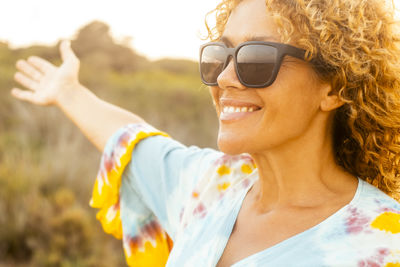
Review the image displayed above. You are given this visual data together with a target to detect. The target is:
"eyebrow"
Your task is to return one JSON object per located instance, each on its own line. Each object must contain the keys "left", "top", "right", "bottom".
{"left": 219, "top": 35, "right": 278, "bottom": 46}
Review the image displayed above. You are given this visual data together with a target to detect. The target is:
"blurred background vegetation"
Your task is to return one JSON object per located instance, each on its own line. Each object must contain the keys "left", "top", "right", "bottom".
{"left": 0, "top": 21, "right": 218, "bottom": 266}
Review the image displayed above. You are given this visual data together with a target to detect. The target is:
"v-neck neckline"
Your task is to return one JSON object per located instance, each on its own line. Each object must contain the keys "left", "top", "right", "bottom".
{"left": 215, "top": 175, "right": 363, "bottom": 267}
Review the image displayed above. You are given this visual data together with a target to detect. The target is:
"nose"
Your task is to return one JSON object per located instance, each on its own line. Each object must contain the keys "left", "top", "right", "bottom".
{"left": 217, "top": 57, "right": 246, "bottom": 90}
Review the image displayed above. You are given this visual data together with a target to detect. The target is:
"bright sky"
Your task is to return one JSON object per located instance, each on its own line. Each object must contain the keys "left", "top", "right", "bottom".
{"left": 1, "top": 0, "right": 399, "bottom": 61}
{"left": 0, "top": 0, "right": 218, "bottom": 61}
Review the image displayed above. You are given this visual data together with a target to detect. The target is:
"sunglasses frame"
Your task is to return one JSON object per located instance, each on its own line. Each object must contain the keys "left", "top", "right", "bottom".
{"left": 199, "top": 41, "right": 307, "bottom": 88}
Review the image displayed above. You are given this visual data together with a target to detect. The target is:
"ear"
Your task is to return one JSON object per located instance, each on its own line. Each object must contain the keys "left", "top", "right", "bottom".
{"left": 320, "top": 83, "right": 345, "bottom": 112}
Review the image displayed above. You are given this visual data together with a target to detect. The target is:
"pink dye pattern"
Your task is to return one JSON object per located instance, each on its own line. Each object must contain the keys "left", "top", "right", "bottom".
{"left": 377, "top": 206, "right": 399, "bottom": 213}
{"left": 117, "top": 131, "right": 131, "bottom": 147}
{"left": 179, "top": 208, "right": 184, "bottom": 222}
{"left": 114, "top": 198, "right": 120, "bottom": 210}
{"left": 193, "top": 202, "right": 207, "bottom": 218}
{"left": 99, "top": 131, "right": 130, "bottom": 183}
{"left": 373, "top": 198, "right": 398, "bottom": 213}
{"left": 218, "top": 192, "right": 227, "bottom": 201}
{"left": 345, "top": 206, "right": 371, "bottom": 234}
{"left": 103, "top": 154, "right": 114, "bottom": 173}
{"left": 358, "top": 248, "right": 390, "bottom": 267}
{"left": 124, "top": 220, "right": 163, "bottom": 250}
{"left": 214, "top": 154, "right": 254, "bottom": 166}
{"left": 241, "top": 178, "right": 251, "bottom": 188}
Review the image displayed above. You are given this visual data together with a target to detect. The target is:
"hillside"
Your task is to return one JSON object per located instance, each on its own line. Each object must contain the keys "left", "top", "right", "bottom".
{"left": 0, "top": 21, "right": 218, "bottom": 266}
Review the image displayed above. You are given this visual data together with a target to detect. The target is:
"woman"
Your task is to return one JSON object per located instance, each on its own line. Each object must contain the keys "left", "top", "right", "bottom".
{"left": 11, "top": 0, "right": 400, "bottom": 266}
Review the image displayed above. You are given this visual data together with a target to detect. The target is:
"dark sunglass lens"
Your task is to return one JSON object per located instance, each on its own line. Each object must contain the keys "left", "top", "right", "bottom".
{"left": 200, "top": 45, "right": 226, "bottom": 84}
{"left": 237, "top": 45, "right": 277, "bottom": 86}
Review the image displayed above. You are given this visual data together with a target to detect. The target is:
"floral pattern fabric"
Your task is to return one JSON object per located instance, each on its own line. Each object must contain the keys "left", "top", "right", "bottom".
{"left": 90, "top": 122, "right": 400, "bottom": 267}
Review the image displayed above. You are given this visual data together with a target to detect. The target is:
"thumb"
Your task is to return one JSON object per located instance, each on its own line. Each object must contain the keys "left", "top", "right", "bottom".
{"left": 60, "top": 40, "right": 78, "bottom": 64}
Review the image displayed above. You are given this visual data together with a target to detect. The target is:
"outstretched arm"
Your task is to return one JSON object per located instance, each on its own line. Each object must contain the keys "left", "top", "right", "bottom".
{"left": 11, "top": 40, "right": 146, "bottom": 152}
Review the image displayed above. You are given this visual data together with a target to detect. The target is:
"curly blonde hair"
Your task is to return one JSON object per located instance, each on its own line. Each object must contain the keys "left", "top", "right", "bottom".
{"left": 205, "top": 0, "right": 400, "bottom": 202}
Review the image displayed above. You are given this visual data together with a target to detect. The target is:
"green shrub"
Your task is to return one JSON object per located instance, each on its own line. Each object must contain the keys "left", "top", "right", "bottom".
{"left": 0, "top": 19, "right": 218, "bottom": 266}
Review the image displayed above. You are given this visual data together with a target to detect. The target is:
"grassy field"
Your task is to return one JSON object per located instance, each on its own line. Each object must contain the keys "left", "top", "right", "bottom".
{"left": 0, "top": 21, "right": 218, "bottom": 266}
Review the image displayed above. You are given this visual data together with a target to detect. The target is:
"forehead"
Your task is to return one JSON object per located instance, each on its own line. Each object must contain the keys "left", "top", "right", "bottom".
{"left": 221, "top": 0, "right": 281, "bottom": 46}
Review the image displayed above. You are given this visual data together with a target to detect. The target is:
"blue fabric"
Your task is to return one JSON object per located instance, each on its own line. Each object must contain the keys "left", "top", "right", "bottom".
{"left": 121, "top": 135, "right": 222, "bottom": 240}
{"left": 106, "top": 123, "right": 400, "bottom": 266}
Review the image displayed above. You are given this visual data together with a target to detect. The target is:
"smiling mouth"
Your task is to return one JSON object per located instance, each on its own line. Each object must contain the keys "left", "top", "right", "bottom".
{"left": 221, "top": 105, "right": 262, "bottom": 113}
{"left": 219, "top": 105, "right": 263, "bottom": 122}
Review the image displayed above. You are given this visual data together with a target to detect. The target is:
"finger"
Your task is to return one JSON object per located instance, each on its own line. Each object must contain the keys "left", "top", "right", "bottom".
{"left": 16, "top": 60, "right": 43, "bottom": 82}
{"left": 60, "top": 40, "right": 78, "bottom": 63}
{"left": 14, "top": 72, "right": 39, "bottom": 91}
{"left": 11, "top": 88, "right": 34, "bottom": 101}
{"left": 10, "top": 88, "right": 44, "bottom": 105}
{"left": 27, "top": 56, "right": 56, "bottom": 73}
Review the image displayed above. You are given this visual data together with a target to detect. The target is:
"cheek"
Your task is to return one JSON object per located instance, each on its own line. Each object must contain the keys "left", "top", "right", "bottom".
{"left": 271, "top": 98, "right": 315, "bottom": 129}
{"left": 258, "top": 83, "right": 320, "bottom": 139}
{"left": 215, "top": 93, "right": 320, "bottom": 154}
{"left": 269, "top": 65, "right": 321, "bottom": 112}
{"left": 212, "top": 63, "right": 323, "bottom": 154}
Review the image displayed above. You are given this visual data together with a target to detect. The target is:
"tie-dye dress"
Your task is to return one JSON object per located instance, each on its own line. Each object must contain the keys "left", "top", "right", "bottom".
{"left": 90, "top": 122, "right": 400, "bottom": 267}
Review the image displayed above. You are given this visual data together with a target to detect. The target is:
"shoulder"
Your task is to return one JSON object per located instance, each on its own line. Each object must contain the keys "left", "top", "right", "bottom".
{"left": 346, "top": 180, "right": 400, "bottom": 251}
{"left": 343, "top": 179, "right": 400, "bottom": 235}
{"left": 357, "top": 179, "right": 400, "bottom": 215}
{"left": 357, "top": 180, "right": 400, "bottom": 234}
{"left": 318, "top": 179, "right": 400, "bottom": 266}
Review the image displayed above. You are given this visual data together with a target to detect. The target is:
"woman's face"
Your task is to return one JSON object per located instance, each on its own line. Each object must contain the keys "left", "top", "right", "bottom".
{"left": 209, "top": 0, "right": 328, "bottom": 155}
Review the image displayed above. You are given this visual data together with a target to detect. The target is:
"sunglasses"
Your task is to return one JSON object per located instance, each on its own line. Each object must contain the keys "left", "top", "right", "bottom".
{"left": 199, "top": 41, "right": 307, "bottom": 88}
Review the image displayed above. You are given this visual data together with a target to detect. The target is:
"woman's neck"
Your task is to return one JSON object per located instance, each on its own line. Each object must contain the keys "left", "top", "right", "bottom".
{"left": 248, "top": 119, "right": 357, "bottom": 214}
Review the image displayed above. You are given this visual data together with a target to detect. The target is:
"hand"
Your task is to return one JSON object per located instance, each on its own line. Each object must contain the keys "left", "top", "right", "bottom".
{"left": 11, "top": 40, "right": 80, "bottom": 106}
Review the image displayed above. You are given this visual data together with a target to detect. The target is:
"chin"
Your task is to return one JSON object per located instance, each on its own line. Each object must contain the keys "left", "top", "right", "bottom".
{"left": 217, "top": 131, "right": 249, "bottom": 155}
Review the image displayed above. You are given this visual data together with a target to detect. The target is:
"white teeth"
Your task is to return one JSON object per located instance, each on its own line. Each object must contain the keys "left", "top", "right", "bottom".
{"left": 222, "top": 106, "right": 258, "bottom": 114}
